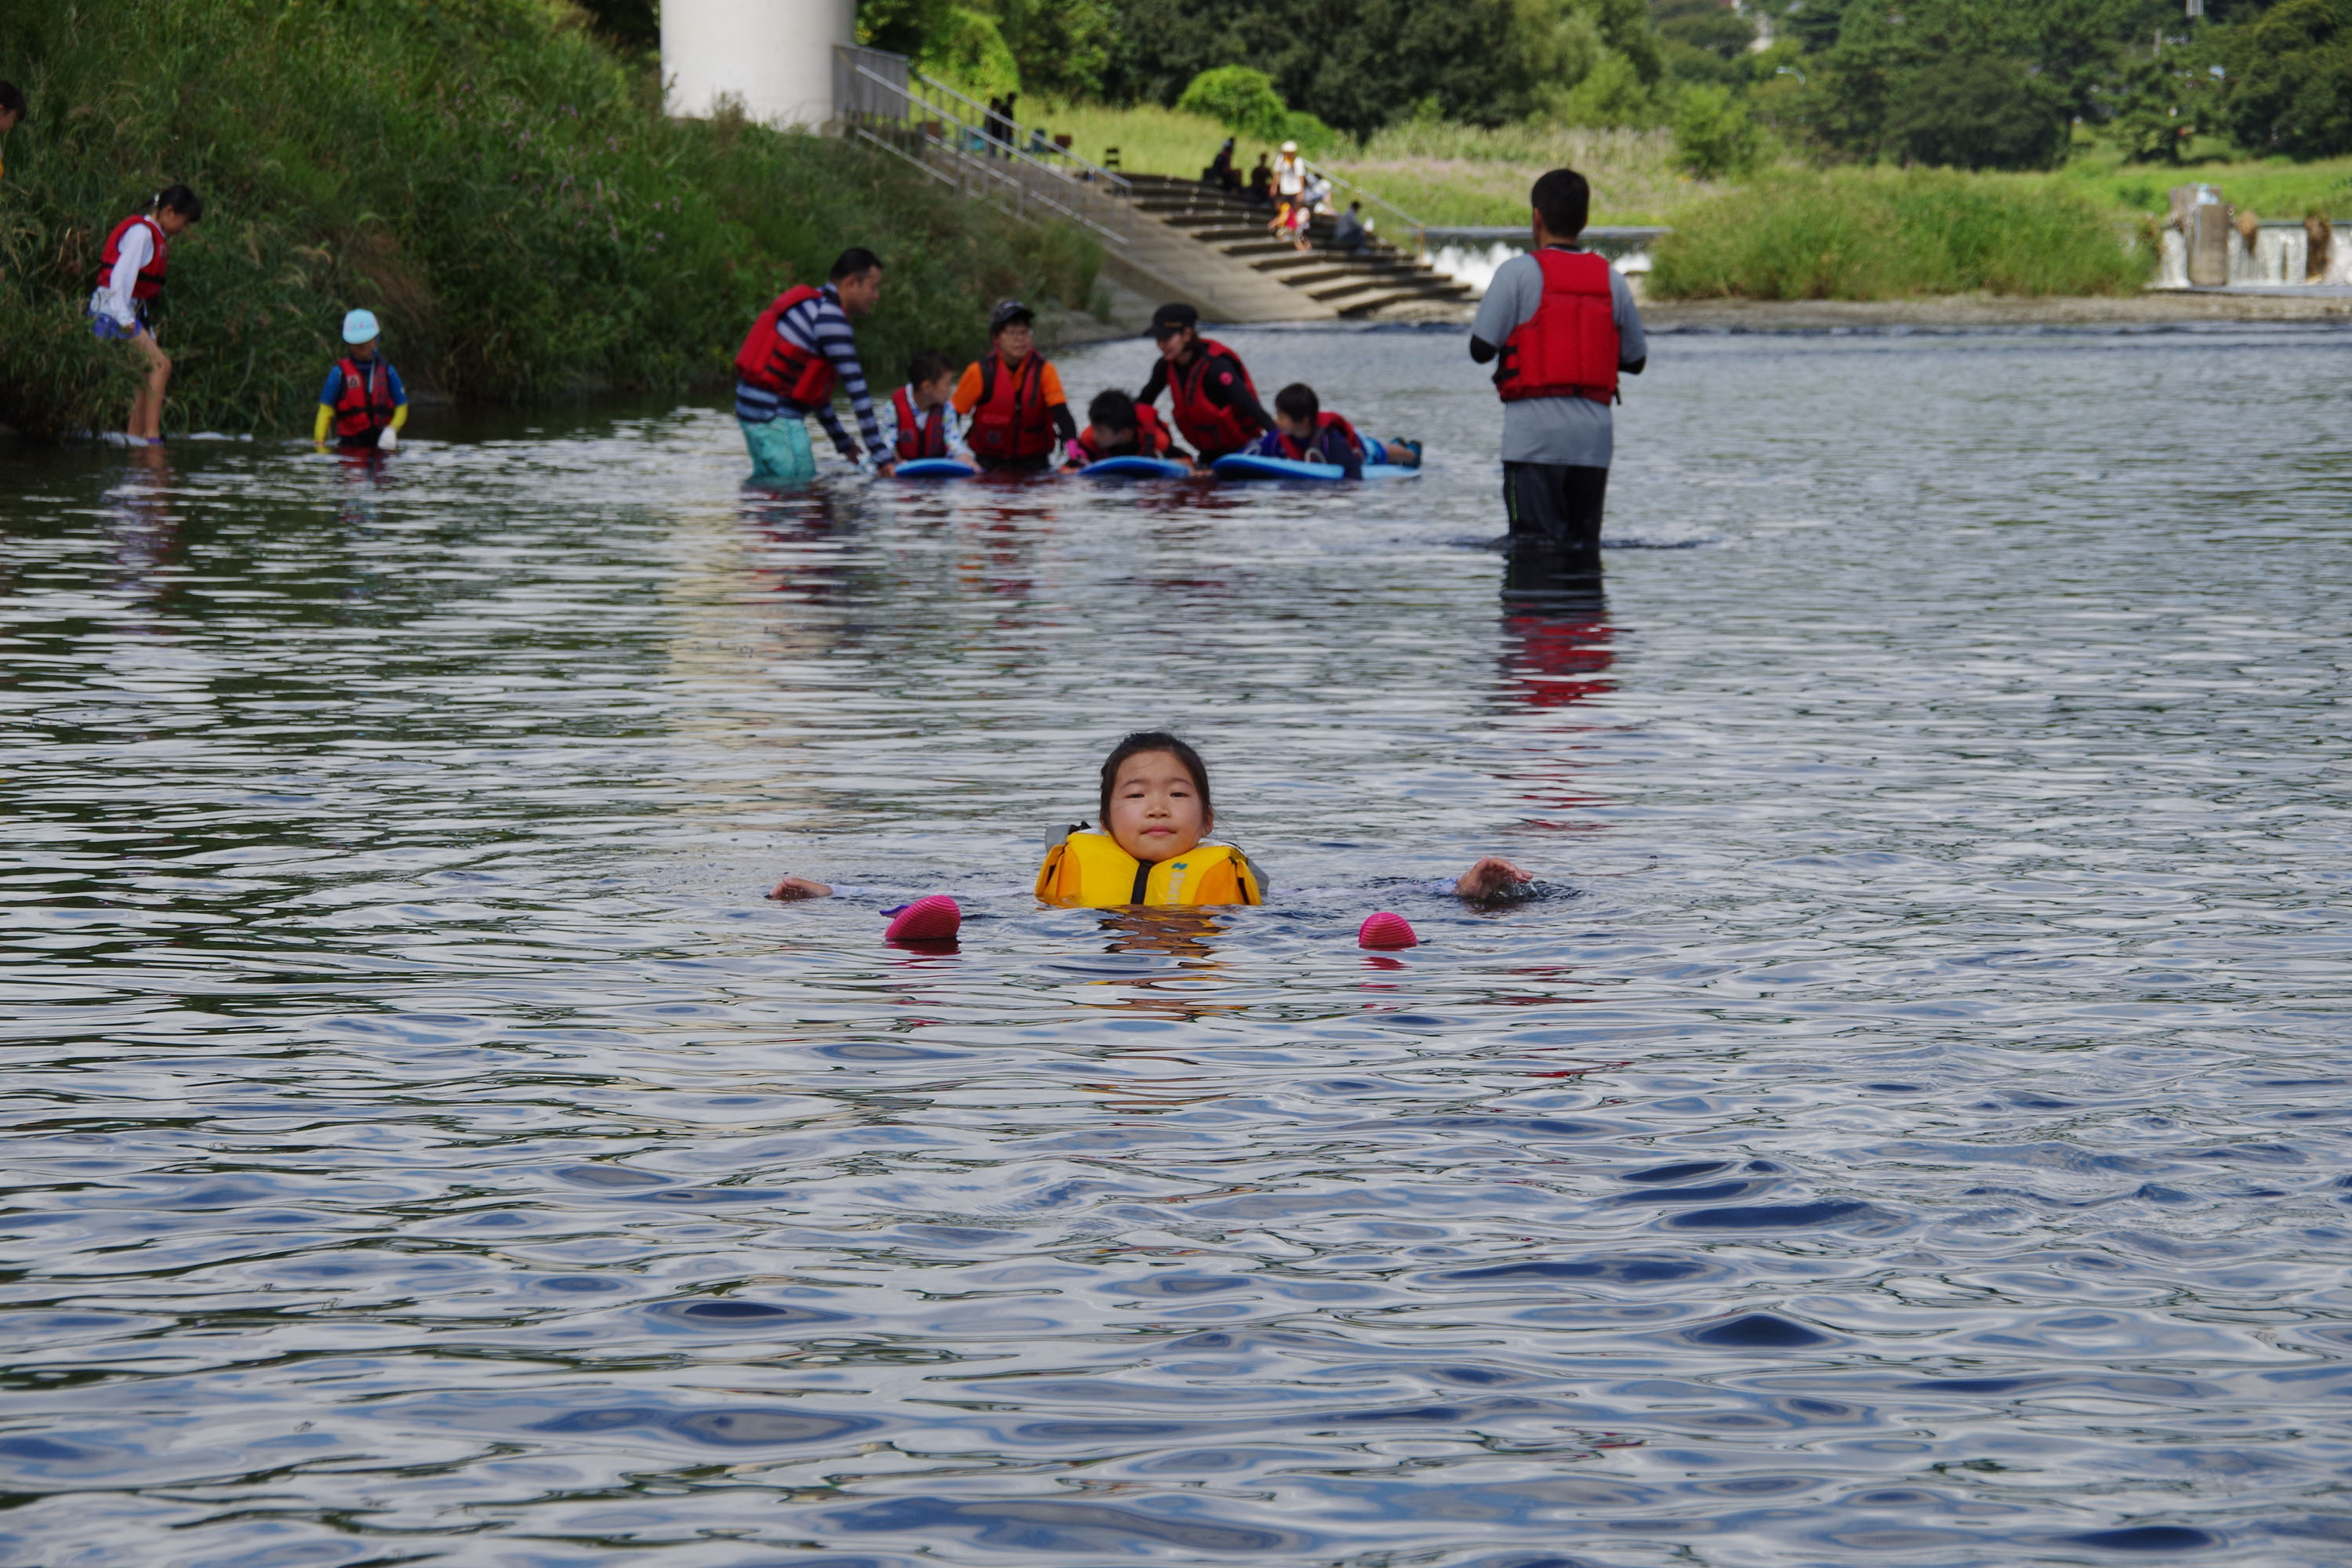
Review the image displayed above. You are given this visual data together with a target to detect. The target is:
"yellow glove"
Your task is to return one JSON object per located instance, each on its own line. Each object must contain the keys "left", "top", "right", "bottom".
{"left": 314, "top": 405, "right": 332, "bottom": 448}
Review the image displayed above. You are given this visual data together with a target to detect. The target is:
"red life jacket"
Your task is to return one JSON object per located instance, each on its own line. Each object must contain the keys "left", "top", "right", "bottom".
{"left": 1276, "top": 410, "right": 1361, "bottom": 463}
{"left": 331, "top": 357, "right": 397, "bottom": 443}
{"left": 1077, "top": 402, "right": 1172, "bottom": 459}
{"left": 733, "top": 285, "right": 837, "bottom": 406}
{"left": 966, "top": 351, "right": 1057, "bottom": 463}
{"left": 1496, "top": 249, "right": 1620, "bottom": 405}
{"left": 891, "top": 385, "right": 951, "bottom": 460}
{"left": 1167, "top": 339, "right": 1264, "bottom": 457}
{"left": 95, "top": 214, "right": 170, "bottom": 303}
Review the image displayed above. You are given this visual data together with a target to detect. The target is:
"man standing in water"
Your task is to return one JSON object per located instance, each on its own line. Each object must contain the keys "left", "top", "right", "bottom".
{"left": 733, "top": 248, "right": 891, "bottom": 483}
{"left": 1470, "top": 169, "right": 1646, "bottom": 588}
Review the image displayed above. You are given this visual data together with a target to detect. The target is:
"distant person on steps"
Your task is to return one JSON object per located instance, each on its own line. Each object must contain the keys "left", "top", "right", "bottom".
{"left": 1469, "top": 168, "right": 1646, "bottom": 588}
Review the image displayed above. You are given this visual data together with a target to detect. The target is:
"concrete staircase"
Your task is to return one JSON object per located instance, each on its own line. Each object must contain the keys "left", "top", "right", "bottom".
{"left": 1122, "top": 174, "right": 1475, "bottom": 319}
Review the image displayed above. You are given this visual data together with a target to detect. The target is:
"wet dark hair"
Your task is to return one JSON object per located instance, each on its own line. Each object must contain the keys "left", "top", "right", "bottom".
{"left": 0, "top": 81, "right": 25, "bottom": 119}
{"left": 906, "top": 348, "right": 953, "bottom": 385}
{"left": 153, "top": 183, "right": 203, "bottom": 221}
{"left": 1087, "top": 387, "right": 1138, "bottom": 432}
{"left": 1098, "top": 730, "right": 1211, "bottom": 829}
{"left": 829, "top": 246, "right": 882, "bottom": 281}
{"left": 1531, "top": 168, "right": 1588, "bottom": 240}
{"left": 1274, "top": 382, "right": 1319, "bottom": 422}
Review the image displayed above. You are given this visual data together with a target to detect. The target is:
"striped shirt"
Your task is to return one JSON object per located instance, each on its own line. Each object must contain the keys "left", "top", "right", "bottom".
{"left": 734, "top": 283, "right": 882, "bottom": 460}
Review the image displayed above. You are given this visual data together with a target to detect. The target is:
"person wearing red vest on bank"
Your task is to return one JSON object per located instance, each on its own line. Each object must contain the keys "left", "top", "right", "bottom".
{"left": 734, "top": 248, "right": 890, "bottom": 483}
{"left": 950, "top": 300, "right": 1080, "bottom": 473}
{"left": 1468, "top": 169, "right": 1646, "bottom": 584}
{"left": 1069, "top": 388, "right": 1187, "bottom": 466}
{"left": 1136, "top": 302, "right": 1273, "bottom": 466}
{"left": 87, "top": 185, "right": 203, "bottom": 445}
{"left": 312, "top": 309, "right": 408, "bottom": 453}
{"left": 887, "top": 349, "right": 964, "bottom": 464}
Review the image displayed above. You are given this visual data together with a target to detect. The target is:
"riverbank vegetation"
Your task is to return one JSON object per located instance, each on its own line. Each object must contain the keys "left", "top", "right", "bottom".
{"left": 0, "top": 0, "right": 1098, "bottom": 440}
{"left": 819, "top": 0, "right": 2352, "bottom": 301}
{"left": 1650, "top": 169, "right": 2151, "bottom": 301}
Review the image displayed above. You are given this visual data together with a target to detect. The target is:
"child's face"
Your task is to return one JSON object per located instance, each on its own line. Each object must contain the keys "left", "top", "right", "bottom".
{"left": 1275, "top": 410, "right": 1312, "bottom": 439}
{"left": 351, "top": 337, "right": 379, "bottom": 358}
{"left": 1090, "top": 420, "right": 1134, "bottom": 452}
{"left": 1105, "top": 751, "right": 1207, "bottom": 863}
{"left": 913, "top": 372, "right": 955, "bottom": 408}
{"left": 994, "top": 322, "right": 1034, "bottom": 362}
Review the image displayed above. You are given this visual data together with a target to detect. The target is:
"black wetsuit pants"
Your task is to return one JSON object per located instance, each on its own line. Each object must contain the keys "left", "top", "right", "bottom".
{"left": 1503, "top": 463, "right": 1606, "bottom": 586}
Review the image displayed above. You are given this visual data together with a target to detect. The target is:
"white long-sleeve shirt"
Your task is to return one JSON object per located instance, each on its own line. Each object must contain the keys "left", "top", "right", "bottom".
{"left": 93, "top": 222, "right": 154, "bottom": 328}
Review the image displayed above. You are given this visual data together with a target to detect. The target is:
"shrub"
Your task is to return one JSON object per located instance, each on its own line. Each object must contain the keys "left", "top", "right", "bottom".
{"left": 1671, "top": 83, "right": 1763, "bottom": 179}
{"left": 0, "top": 0, "right": 1098, "bottom": 437}
{"left": 1176, "top": 66, "right": 1291, "bottom": 143}
{"left": 1649, "top": 167, "right": 2151, "bottom": 300}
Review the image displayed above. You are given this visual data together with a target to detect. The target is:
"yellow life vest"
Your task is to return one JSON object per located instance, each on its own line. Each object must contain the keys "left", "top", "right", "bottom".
{"left": 1034, "top": 826, "right": 1265, "bottom": 909}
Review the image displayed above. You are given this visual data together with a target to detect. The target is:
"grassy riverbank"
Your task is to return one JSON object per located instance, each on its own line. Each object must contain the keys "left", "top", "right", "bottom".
{"left": 1027, "top": 97, "right": 1695, "bottom": 225}
{"left": 1649, "top": 169, "right": 2151, "bottom": 301}
{"left": 0, "top": 0, "right": 1098, "bottom": 440}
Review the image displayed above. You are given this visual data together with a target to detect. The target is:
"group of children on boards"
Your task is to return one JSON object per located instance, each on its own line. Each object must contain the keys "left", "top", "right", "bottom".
{"left": 729, "top": 249, "right": 1422, "bottom": 483}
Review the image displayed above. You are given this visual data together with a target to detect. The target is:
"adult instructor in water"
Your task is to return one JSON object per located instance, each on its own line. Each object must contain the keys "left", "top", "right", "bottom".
{"left": 1136, "top": 303, "right": 1273, "bottom": 466}
{"left": 1469, "top": 169, "right": 1646, "bottom": 586}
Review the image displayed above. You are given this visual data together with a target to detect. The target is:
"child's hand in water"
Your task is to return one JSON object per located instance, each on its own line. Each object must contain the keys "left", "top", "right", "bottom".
{"left": 1456, "top": 858, "right": 1534, "bottom": 900}
{"left": 767, "top": 875, "right": 834, "bottom": 900}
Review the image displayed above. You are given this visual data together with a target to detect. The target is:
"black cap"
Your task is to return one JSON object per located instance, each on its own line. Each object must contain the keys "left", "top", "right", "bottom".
{"left": 989, "top": 298, "right": 1035, "bottom": 332}
{"left": 1147, "top": 302, "right": 1199, "bottom": 337}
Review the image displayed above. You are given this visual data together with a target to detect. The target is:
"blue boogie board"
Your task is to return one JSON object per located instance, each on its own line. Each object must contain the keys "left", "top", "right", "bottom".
{"left": 1079, "top": 456, "right": 1191, "bottom": 480}
{"left": 895, "top": 458, "right": 978, "bottom": 479}
{"left": 1212, "top": 453, "right": 1345, "bottom": 482}
{"left": 1212, "top": 453, "right": 1425, "bottom": 482}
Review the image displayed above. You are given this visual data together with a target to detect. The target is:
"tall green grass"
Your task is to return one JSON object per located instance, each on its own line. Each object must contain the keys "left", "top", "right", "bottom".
{"left": 1648, "top": 168, "right": 2151, "bottom": 300}
{"left": 0, "top": 0, "right": 1099, "bottom": 438}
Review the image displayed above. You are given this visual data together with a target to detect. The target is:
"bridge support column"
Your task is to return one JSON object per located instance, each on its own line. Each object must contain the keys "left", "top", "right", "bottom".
{"left": 662, "top": 0, "right": 854, "bottom": 127}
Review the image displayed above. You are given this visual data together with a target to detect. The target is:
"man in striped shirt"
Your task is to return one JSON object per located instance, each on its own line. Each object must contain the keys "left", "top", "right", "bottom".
{"left": 735, "top": 248, "right": 891, "bottom": 482}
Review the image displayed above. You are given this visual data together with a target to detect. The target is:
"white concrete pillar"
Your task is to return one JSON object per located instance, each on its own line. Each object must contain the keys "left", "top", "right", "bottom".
{"left": 662, "top": 0, "right": 855, "bottom": 128}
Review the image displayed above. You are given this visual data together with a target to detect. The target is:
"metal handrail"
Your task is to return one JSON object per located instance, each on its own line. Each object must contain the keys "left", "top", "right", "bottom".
{"left": 832, "top": 46, "right": 1132, "bottom": 245}
{"left": 902, "top": 68, "right": 1133, "bottom": 198}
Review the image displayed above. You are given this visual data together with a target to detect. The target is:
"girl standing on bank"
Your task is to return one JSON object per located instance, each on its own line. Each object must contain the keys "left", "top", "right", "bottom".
{"left": 88, "top": 184, "right": 202, "bottom": 445}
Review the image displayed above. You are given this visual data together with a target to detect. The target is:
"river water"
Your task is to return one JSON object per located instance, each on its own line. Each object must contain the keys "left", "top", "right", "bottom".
{"left": 5, "top": 323, "right": 2352, "bottom": 1567}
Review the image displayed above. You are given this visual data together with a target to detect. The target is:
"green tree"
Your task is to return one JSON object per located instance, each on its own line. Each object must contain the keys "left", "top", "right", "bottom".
{"left": 2216, "top": 0, "right": 2352, "bottom": 156}
{"left": 1672, "top": 81, "right": 1766, "bottom": 175}
{"left": 1100, "top": 0, "right": 1664, "bottom": 134}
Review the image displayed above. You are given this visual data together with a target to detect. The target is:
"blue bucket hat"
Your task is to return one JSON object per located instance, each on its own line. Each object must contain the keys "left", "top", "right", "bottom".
{"left": 341, "top": 308, "right": 381, "bottom": 345}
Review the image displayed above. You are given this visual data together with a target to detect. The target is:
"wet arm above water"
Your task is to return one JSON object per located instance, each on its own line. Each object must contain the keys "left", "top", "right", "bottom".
{"left": 1136, "top": 358, "right": 1170, "bottom": 408}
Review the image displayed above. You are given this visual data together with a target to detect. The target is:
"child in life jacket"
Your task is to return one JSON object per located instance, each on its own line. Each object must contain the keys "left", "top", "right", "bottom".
{"left": 1068, "top": 388, "right": 1190, "bottom": 468}
{"left": 312, "top": 309, "right": 408, "bottom": 452}
{"left": 1244, "top": 383, "right": 1424, "bottom": 478}
{"left": 951, "top": 299, "right": 1080, "bottom": 472}
{"left": 766, "top": 731, "right": 1533, "bottom": 908}
{"left": 88, "top": 183, "right": 203, "bottom": 445}
{"left": 887, "top": 349, "right": 962, "bottom": 463}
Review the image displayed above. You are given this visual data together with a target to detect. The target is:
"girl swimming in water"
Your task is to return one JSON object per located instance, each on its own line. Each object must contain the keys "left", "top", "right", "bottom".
{"left": 767, "top": 730, "right": 1534, "bottom": 906}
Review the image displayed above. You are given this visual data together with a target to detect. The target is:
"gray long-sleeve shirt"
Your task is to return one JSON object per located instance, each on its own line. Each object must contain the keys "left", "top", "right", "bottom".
{"left": 1468, "top": 246, "right": 1646, "bottom": 469}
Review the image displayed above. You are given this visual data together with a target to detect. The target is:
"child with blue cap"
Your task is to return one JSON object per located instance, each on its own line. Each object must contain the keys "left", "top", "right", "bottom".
{"left": 314, "top": 308, "right": 408, "bottom": 452}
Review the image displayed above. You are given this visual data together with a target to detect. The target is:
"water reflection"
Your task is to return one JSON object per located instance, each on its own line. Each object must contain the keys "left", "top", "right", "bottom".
{"left": 5, "top": 327, "right": 2352, "bottom": 1567}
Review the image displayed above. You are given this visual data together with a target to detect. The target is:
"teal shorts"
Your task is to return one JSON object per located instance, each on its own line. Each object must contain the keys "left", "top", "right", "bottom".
{"left": 740, "top": 414, "right": 815, "bottom": 482}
